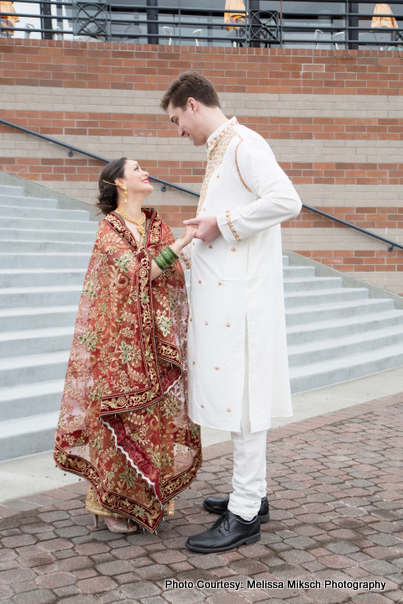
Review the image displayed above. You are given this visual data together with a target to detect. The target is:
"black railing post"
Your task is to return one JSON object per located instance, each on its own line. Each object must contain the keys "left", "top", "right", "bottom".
{"left": 40, "top": 0, "right": 53, "bottom": 40}
{"left": 249, "top": 0, "right": 260, "bottom": 48}
{"left": 348, "top": 1, "right": 359, "bottom": 49}
{"left": 147, "top": 0, "right": 159, "bottom": 45}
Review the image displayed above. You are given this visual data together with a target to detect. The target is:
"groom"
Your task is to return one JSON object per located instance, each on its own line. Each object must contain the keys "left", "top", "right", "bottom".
{"left": 161, "top": 72, "right": 302, "bottom": 553}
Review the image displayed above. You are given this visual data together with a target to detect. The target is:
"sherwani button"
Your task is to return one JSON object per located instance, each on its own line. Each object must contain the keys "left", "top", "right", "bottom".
{"left": 231, "top": 247, "right": 237, "bottom": 252}
{"left": 198, "top": 280, "right": 202, "bottom": 284}
{"left": 218, "top": 282, "right": 222, "bottom": 286}
{"left": 226, "top": 408, "right": 231, "bottom": 412}
{"left": 205, "top": 321, "right": 209, "bottom": 325}
{"left": 208, "top": 244, "right": 213, "bottom": 249}
{"left": 226, "top": 323, "right": 231, "bottom": 327}
{"left": 201, "top": 404, "right": 205, "bottom": 408}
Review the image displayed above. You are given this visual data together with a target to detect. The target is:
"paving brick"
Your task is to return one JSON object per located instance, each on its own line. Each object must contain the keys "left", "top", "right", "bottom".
{"left": 0, "top": 585, "right": 14, "bottom": 600}
{"left": 2, "top": 535, "right": 37, "bottom": 548}
{"left": 35, "top": 571, "right": 76, "bottom": 590}
{"left": 75, "top": 576, "right": 118, "bottom": 594}
{"left": 135, "top": 564, "right": 175, "bottom": 581}
{"left": 149, "top": 550, "right": 187, "bottom": 565}
{"left": 120, "top": 582, "right": 161, "bottom": 599}
{"left": 11, "top": 590, "right": 56, "bottom": 604}
{"left": 162, "top": 588, "right": 205, "bottom": 604}
{"left": 0, "top": 568, "right": 37, "bottom": 585}
{"left": 360, "top": 560, "right": 400, "bottom": 575}
{"left": 53, "top": 586, "right": 80, "bottom": 598}
{"left": 38, "top": 539, "right": 73, "bottom": 553}
{"left": 350, "top": 595, "right": 394, "bottom": 604}
{"left": 326, "top": 542, "right": 360, "bottom": 555}
{"left": 56, "top": 597, "right": 99, "bottom": 604}
{"left": 188, "top": 555, "right": 227, "bottom": 570}
{"left": 75, "top": 542, "right": 110, "bottom": 556}
{"left": 95, "top": 560, "right": 134, "bottom": 576}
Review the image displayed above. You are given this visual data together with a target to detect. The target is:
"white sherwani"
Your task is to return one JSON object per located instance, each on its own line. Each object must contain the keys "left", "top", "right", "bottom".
{"left": 186, "top": 117, "right": 302, "bottom": 433}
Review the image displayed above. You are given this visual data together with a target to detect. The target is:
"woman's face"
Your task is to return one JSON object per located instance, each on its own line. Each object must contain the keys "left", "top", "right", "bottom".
{"left": 122, "top": 159, "right": 154, "bottom": 196}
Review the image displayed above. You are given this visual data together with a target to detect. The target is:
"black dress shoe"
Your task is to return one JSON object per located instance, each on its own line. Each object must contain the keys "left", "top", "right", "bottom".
{"left": 186, "top": 510, "right": 261, "bottom": 553}
{"left": 203, "top": 495, "right": 270, "bottom": 523}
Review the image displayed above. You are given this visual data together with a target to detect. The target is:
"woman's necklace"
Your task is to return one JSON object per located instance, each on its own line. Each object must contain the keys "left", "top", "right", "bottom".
{"left": 116, "top": 208, "right": 146, "bottom": 237}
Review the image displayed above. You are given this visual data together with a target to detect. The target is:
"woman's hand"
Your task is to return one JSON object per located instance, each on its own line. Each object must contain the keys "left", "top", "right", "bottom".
{"left": 171, "top": 225, "right": 198, "bottom": 255}
{"left": 150, "top": 225, "right": 197, "bottom": 281}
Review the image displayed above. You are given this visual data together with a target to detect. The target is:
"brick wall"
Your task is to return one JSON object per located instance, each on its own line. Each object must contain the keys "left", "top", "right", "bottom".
{"left": 0, "top": 38, "right": 402, "bottom": 294}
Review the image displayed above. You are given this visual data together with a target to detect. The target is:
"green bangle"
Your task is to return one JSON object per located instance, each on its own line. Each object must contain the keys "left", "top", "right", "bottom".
{"left": 154, "top": 246, "right": 179, "bottom": 271}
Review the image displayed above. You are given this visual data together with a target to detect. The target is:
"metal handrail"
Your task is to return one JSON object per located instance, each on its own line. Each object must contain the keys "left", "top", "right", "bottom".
{"left": 0, "top": 118, "right": 401, "bottom": 252}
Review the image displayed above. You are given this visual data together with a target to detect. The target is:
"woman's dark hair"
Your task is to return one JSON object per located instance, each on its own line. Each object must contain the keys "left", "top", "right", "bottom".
{"left": 97, "top": 157, "right": 128, "bottom": 214}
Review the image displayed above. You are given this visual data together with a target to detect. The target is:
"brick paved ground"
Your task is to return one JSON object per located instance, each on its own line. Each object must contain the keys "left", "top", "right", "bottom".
{"left": 1, "top": 393, "right": 402, "bottom": 604}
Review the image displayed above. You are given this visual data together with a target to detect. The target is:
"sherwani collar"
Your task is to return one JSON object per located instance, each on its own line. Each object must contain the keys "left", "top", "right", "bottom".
{"left": 206, "top": 116, "right": 238, "bottom": 156}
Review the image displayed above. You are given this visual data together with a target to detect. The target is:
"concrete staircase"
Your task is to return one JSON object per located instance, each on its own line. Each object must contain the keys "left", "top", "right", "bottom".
{"left": 0, "top": 184, "right": 98, "bottom": 461}
{"left": 0, "top": 183, "right": 402, "bottom": 461}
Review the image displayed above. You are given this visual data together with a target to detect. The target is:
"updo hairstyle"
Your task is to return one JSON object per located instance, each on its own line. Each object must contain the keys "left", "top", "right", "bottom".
{"left": 97, "top": 157, "right": 128, "bottom": 215}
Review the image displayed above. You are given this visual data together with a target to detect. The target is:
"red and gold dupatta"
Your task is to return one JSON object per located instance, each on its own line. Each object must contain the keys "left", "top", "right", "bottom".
{"left": 54, "top": 208, "right": 202, "bottom": 533}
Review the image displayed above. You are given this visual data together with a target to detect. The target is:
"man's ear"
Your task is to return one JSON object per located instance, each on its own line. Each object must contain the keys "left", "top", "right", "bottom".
{"left": 187, "top": 97, "right": 198, "bottom": 113}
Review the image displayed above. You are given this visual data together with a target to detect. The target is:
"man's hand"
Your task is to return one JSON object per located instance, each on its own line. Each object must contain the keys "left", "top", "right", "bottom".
{"left": 183, "top": 215, "right": 220, "bottom": 243}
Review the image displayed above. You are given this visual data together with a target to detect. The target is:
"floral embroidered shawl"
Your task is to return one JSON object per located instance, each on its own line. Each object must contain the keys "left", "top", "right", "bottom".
{"left": 54, "top": 209, "right": 202, "bottom": 533}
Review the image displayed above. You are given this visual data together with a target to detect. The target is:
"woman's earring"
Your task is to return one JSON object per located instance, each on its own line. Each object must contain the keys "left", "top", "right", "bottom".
{"left": 122, "top": 185, "right": 128, "bottom": 203}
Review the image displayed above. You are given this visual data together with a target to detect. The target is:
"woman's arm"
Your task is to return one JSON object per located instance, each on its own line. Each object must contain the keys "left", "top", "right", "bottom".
{"left": 150, "top": 225, "right": 198, "bottom": 281}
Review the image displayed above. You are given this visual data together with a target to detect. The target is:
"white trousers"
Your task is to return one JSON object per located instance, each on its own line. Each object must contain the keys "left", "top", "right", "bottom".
{"left": 228, "top": 324, "right": 267, "bottom": 521}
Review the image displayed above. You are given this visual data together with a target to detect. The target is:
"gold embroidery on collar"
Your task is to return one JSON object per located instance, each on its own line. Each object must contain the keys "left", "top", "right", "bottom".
{"left": 197, "top": 124, "right": 238, "bottom": 216}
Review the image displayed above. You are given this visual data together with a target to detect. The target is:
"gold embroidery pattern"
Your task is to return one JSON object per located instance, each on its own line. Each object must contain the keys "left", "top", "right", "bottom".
{"left": 225, "top": 210, "right": 241, "bottom": 242}
{"left": 235, "top": 139, "right": 253, "bottom": 193}
{"left": 197, "top": 120, "right": 239, "bottom": 216}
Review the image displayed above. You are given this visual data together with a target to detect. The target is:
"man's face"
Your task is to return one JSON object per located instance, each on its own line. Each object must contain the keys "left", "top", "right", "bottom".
{"left": 168, "top": 100, "right": 207, "bottom": 147}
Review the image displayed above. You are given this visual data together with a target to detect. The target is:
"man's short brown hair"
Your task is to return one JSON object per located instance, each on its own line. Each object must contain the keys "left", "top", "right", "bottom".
{"left": 160, "top": 71, "right": 221, "bottom": 112}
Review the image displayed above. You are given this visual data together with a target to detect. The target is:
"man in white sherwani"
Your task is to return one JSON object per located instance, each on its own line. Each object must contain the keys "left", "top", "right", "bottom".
{"left": 161, "top": 73, "right": 302, "bottom": 553}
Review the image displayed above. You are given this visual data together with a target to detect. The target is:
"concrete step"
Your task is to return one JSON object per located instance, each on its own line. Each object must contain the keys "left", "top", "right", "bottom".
{"left": 284, "top": 276, "right": 342, "bottom": 293}
{"left": 3, "top": 217, "right": 99, "bottom": 232}
{"left": 284, "top": 287, "right": 369, "bottom": 309}
{"left": 0, "top": 239, "right": 94, "bottom": 254}
{"left": 288, "top": 323, "right": 403, "bottom": 367}
{"left": 0, "top": 326, "right": 74, "bottom": 358}
{"left": 285, "top": 297, "right": 395, "bottom": 327}
{"left": 287, "top": 308, "right": 403, "bottom": 344}
{"left": 0, "top": 351, "right": 69, "bottom": 387}
{"left": 0, "top": 185, "right": 26, "bottom": 197}
{"left": 0, "top": 306, "right": 78, "bottom": 331}
{"left": 0, "top": 253, "right": 91, "bottom": 269}
{"left": 0, "top": 286, "right": 82, "bottom": 309}
{"left": 0, "top": 195, "right": 58, "bottom": 208}
{"left": 290, "top": 342, "right": 403, "bottom": 394}
{"left": 0, "top": 269, "right": 87, "bottom": 288}
{"left": 283, "top": 265, "right": 315, "bottom": 279}
{"left": 0, "top": 412, "right": 59, "bottom": 461}
{"left": 2, "top": 204, "right": 90, "bottom": 220}
{"left": 0, "top": 228, "right": 97, "bottom": 243}
{"left": 0, "top": 380, "right": 64, "bottom": 420}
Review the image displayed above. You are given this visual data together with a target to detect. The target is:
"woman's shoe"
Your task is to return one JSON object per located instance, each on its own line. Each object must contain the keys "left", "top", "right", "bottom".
{"left": 93, "top": 515, "right": 138, "bottom": 533}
